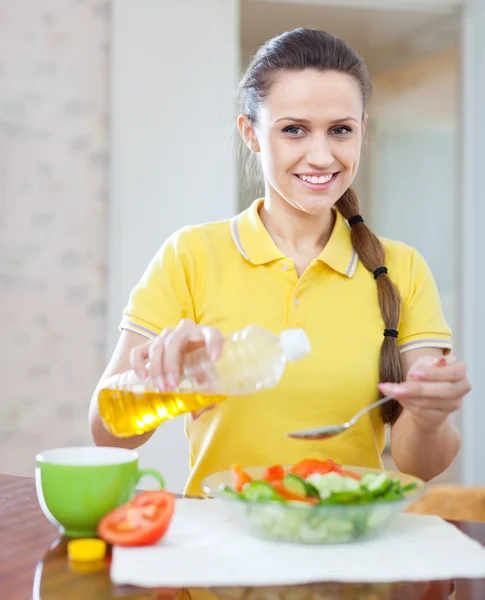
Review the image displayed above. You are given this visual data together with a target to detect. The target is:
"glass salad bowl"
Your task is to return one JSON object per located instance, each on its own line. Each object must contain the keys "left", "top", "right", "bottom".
{"left": 201, "top": 463, "right": 426, "bottom": 545}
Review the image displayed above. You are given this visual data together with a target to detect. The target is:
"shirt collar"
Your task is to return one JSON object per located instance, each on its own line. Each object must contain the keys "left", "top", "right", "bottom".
{"left": 231, "top": 198, "right": 358, "bottom": 278}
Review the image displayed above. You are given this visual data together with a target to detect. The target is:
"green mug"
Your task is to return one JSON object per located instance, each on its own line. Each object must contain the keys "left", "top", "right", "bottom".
{"left": 35, "top": 446, "right": 164, "bottom": 538}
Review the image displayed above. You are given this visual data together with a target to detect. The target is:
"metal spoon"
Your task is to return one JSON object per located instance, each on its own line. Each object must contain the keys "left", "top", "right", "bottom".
{"left": 286, "top": 396, "right": 394, "bottom": 441}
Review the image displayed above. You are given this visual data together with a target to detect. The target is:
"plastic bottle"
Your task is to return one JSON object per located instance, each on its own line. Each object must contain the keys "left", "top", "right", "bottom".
{"left": 98, "top": 325, "right": 311, "bottom": 437}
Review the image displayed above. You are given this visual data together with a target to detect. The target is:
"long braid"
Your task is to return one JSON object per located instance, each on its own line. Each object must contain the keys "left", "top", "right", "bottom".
{"left": 336, "top": 188, "right": 404, "bottom": 424}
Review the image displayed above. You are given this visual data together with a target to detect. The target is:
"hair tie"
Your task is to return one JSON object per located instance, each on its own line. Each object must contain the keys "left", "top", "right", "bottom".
{"left": 383, "top": 329, "right": 398, "bottom": 339}
{"left": 373, "top": 266, "right": 388, "bottom": 279}
{"left": 348, "top": 215, "right": 364, "bottom": 227}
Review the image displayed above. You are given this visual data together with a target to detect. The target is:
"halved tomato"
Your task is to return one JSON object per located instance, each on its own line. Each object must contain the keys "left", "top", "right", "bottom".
{"left": 262, "top": 464, "right": 285, "bottom": 483}
{"left": 231, "top": 464, "right": 252, "bottom": 492}
{"left": 97, "top": 490, "right": 175, "bottom": 547}
{"left": 131, "top": 490, "right": 173, "bottom": 509}
{"left": 290, "top": 458, "right": 338, "bottom": 479}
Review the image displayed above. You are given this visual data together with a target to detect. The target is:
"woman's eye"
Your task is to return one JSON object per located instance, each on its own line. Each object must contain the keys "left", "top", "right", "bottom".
{"left": 283, "top": 125, "right": 304, "bottom": 136}
{"left": 332, "top": 125, "right": 353, "bottom": 135}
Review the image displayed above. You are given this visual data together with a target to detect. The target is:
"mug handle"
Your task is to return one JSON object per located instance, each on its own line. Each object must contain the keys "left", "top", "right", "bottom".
{"left": 136, "top": 468, "right": 165, "bottom": 489}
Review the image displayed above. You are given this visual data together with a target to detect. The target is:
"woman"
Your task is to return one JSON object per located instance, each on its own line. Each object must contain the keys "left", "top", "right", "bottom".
{"left": 89, "top": 28, "right": 470, "bottom": 496}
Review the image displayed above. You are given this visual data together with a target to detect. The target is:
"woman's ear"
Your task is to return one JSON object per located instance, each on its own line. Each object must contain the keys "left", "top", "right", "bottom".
{"left": 237, "top": 114, "right": 260, "bottom": 153}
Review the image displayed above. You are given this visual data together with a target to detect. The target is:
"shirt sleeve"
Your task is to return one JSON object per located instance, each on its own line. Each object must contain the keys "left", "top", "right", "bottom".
{"left": 119, "top": 229, "right": 195, "bottom": 339}
{"left": 398, "top": 248, "right": 452, "bottom": 354}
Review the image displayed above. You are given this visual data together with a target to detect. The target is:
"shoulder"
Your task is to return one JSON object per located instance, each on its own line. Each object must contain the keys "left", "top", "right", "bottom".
{"left": 166, "top": 217, "right": 234, "bottom": 250}
{"left": 380, "top": 236, "right": 419, "bottom": 268}
{"left": 379, "top": 237, "right": 435, "bottom": 305}
{"left": 134, "top": 216, "right": 236, "bottom": 299}
{"left": 156, "top": 216, "right": 235, "bottom": 264}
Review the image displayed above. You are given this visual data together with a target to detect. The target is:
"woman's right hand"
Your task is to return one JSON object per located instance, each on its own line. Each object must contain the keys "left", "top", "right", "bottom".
{"left": 130, "top": 319, "right": 224, "bottom": 392}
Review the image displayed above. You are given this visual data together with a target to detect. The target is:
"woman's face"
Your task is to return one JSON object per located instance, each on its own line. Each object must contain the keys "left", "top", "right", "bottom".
{"left": 240, "top": 69, "right": 366, "bottom": 216}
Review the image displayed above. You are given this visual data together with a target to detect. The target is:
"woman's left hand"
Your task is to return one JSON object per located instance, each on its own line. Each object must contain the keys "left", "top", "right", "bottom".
{"left": 378, "top": 356, "right": 471, "bottom": 429}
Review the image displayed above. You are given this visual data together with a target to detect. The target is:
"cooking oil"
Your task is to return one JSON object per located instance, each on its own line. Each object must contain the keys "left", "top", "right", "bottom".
{"left": 98, "top": 326, "right": 311, "bottom": 438}
{"left": 98, "top": 388, "right": 227, "bottom": 437}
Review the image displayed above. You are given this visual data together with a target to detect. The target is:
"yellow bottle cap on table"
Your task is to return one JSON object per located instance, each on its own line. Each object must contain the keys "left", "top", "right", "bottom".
{"left": 67, "top": 538, "right": 107, "bottom": 563}
{"left": 69, "top": 559, "right": 106, "bottom": 574}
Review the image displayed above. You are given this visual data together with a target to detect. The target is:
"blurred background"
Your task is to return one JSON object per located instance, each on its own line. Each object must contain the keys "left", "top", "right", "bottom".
{"left": 1, "top": 0, "right": 484, "bottom": 493}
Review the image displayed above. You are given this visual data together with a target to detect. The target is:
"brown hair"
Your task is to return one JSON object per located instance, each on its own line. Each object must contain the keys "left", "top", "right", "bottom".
{"left": 239, "top": 28, "right": 404, "bottom": 424}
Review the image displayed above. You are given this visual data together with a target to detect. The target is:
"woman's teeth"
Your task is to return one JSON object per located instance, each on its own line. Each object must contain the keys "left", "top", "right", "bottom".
{"left": 298, "top": 174, "right": 334, "bottom": 184}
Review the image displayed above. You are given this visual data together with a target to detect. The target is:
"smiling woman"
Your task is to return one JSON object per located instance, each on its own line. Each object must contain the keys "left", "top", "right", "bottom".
{"left": 239, "top": 68, "right": 366, "bottom": 216}
{"left": 90, "top": 28, "right": 469, "bottom": 496}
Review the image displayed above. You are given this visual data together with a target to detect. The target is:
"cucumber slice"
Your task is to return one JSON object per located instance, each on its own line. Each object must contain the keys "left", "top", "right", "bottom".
{"left": 308, "top": 472, "right": 361, "bottom": 496}
{"left": 307, "top": 472, "right": 343, "bottom": 490}
{"left": 283, "top": 474, "right": 319, "bottom": 498}
{"left": 242, "top": 481, "right": 283, "bottom": 502}
{"left": 402, "top": 482, "right": 418, "bottom": 493}
{"left": 381, "top": 490, "right": 404, "bottom": 501}
{"left": 218, "top": 483, "right": 243, "bottom": 500}
{"left": 362, "top": 472, "right": 393, "bottom": 496}
{"left": 360, "top": 473, "right": 378, "bottom": 487}
{"left": 319, "top": 491, "right": 361, "bottom": 505}
{"left": 283, "top": 474, "right": 307, "bottom": 497}
{"left": 303, "top": 481, "right": 320, "bottom": 498}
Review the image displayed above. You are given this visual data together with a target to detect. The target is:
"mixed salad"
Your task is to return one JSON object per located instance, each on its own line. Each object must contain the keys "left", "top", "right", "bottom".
{"left": 216, "top": 459, "right": 420, "bottom": 543}
{"left": 94, "top": 459, "right": 419, "bottom": 548}
{"left": 220, "top": 459, "right": 417, "bottom": 505}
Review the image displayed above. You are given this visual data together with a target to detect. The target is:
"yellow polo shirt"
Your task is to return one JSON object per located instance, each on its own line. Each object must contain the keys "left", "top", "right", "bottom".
{"left": 120, "top": 199, "right": 452, "bottom": 496}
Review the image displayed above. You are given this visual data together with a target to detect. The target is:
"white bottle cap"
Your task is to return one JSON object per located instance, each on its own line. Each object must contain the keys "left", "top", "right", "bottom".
{"left": 279, "top": 329, "right": 311, "bottom": 363}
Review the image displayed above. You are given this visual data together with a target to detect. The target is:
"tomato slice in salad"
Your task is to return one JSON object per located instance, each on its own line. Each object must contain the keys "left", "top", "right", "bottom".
{"left": 271, "top": 480, "right": 318, "bottom": 504}
{"left": 262, "top": 464, "right": 285, "bottom": 483}
{"left": 231, "top": 464, "right": 252, "bottom": 492}
{"left": 334, "top": 467, "right": 361, "bottom": 481}
{"left": 97, "top": 490, "right": 175, "bottom": 547}
{"left": 290, "top": 458, "right": 338, "bottom": 479}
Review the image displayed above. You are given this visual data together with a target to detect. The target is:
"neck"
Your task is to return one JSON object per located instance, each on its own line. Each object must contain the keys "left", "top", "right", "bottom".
{"left": 259, "top": 192, "right": 335, "bottom": 255}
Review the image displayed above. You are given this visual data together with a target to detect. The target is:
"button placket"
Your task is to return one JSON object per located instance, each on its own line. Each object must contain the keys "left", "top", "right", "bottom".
{"left": 290, "top": 270, "right": 311, "bottom": 327}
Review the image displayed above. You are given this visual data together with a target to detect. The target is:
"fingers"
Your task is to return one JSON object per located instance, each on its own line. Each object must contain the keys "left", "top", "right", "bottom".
{"left": 160, "top": 323, "right": 223, "bottom": 388}
{"left": 130, "top": 341, "right": 151, "bottom": 379}
{"left": 410, "top": 354, "right": 454, "bottom": 369}
{"left": 147, "top": 328, "right": 174, "bottom": 387}
{"left": 380, "top": 377, "right": 471, "bottom": 400}
{"left": 380, "top": 354, "right": 471, "bottom": 402}
{"left": 408, "top": 357, "right": 466, "bottom": 383}
{"left": 161, "top": 320, "right": 205, "bottom": 388}
{"left": 131, "top": 320, "right": 224, "bottom": 391}
{"left": 200, "top": 326, "right": 224, "bottom": 361}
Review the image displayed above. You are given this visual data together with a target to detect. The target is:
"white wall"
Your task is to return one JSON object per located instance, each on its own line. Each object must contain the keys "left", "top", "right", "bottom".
{"left": 367, "top": 48, "right": 460, "bottom": 470}
{"left": 109, "top": 0, "right": 240, "bottom": 492}
{"left": 460, "top": 0, "right": 485, "bottom": 485}
{"left": 0, "top": 0, "right": 108, "bottom": 476}
{"left": 368, "top": 48, "right": 459, "bottom": 338}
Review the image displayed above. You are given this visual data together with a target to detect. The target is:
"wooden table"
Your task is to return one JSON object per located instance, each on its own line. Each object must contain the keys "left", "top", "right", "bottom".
{"left": 1, "top": 474, "right": 485, "bottom": 600}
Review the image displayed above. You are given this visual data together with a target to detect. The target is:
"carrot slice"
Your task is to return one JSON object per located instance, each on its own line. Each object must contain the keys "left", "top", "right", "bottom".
{"left": 231, "top": 464, "right": 252, "bottom": 492}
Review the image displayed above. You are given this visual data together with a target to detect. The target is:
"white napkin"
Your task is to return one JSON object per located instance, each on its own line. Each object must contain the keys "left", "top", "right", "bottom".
{"left": 111, "top": 499, "right": 485, "bottom": 587}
